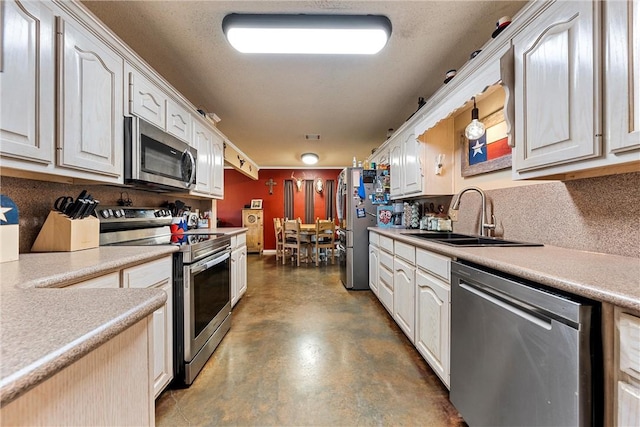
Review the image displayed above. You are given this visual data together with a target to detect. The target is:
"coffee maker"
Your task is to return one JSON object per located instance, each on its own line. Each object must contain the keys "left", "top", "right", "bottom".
{"left": 391, "top": 202, "right": 404, "bottom": 228}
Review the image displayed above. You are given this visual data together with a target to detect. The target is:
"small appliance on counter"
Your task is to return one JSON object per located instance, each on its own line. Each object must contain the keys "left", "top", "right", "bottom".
{"left": 391, "top": 202, "right": 404, "bottom": 228}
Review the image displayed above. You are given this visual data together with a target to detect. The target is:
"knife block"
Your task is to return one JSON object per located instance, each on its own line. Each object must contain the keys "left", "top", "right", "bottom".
{"left": 31, "top": 211, "right": 99, "bottom": 252}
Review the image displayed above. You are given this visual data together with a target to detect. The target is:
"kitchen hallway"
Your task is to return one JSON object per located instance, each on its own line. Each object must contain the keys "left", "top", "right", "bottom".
{"left": 155, "top": 255, "right": 465, "bottom": 426}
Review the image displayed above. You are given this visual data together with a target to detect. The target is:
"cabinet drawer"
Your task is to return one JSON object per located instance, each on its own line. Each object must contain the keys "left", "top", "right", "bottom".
{"left": 379, "top": 266, "right": 393, "bottom": 292}
{"left": 67, "top": 272, "right": 120, "bottom": 289}
{"left": 617, "top": 381, "right": 640, "bottom": 426}
{"left": 369, "top": 231, "right": 379, "bottom": 247}
{"left": 380, "top": 235, "right": 394, "bottom": 253}
{"left": 619, "top": 312, "right": 640, "bottom": 378}
{"left": 380, "top": 250, "right": 394, "bottom": 271}
{"left": 236, "top": 233, "right": 246, "bottom": 247}
{"left": 416, "top": 248, "right": 450, "bottom": 282}
{"left": 122, "top": 256, "right": 172, "bottom": 289}
{"left": 395, "top": 241, "right": 415, "bottom": 265}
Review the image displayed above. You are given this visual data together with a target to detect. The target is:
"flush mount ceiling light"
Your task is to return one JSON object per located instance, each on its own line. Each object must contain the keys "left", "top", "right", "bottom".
{"left": 222, "top": 14, "right": 392, "bottom": 54}
{"left": 465, "top": 97, "right": 486, "bottom": 140}
{"left": 301, "top": 153, "right": 319, "bottom": 165}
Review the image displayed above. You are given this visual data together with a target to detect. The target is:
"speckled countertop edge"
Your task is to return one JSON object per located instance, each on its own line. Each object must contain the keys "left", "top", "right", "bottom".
{"left": 371, "top": 228, "right": 640, "bottom": 312}
{"left": 0, "top": 246, "right": 178, "bottom": 407}
{"left": 0, "top": 288, "right": 166, "bottom": 407}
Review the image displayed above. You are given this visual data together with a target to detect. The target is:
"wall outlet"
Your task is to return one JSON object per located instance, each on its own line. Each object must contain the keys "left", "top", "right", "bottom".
{"left": 449, "top": 209, "right": 459, "bottom": 222}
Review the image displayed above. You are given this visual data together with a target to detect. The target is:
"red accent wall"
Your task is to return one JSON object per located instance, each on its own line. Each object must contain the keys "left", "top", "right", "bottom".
{"left": 217, "top": 169, "right": 341, "bottom": 250}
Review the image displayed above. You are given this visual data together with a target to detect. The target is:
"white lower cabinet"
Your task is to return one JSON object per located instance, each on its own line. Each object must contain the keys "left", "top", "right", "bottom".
{"left": 121, "top": 256, "right": 173, "bottom": 398}
{"left": 393, "top": 257, "right": 415, "bottom": 343}
{"left": 415, "top": 267, "right": 450, "bottom": 388}
{"left": 368, "top": 243, "right": 379, "bottom": 297}
{"left": 66, "top": 272, "right": 120, "bottom": 289}
{"left": 231, "top": 233, "right": 248, "bottom": 307}
{"left": 616, "top": 310, "right": 640, "bottom": 426}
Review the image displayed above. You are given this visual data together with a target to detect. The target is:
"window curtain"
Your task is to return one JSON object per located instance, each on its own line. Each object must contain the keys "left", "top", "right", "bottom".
{"left": 325, "top": 180, "right": 335, "bottom": 220}
{"left": 284, "top": 180, "right": 294, "bottom": 219}
{"left": 304, "top": 180, "right": 314, "bottom": 224}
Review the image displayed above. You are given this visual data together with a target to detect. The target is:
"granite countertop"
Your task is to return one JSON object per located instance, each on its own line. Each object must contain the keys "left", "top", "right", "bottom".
{"left": 370, "top": 228, "right": 640, "bottom": 312}
{"left": 0, "top": 246, "right": 177, "bottom": 407}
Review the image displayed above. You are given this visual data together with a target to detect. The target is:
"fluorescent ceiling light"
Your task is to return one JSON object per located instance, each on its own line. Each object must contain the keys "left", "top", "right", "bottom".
{"left": 301, "top": 153, "right": 319, "bottom": 165}
{"left": 222, "top": 14, "right": 392, "bottom": 54}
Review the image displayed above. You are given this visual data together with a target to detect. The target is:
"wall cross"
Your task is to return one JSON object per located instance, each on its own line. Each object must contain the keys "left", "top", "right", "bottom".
{"left": 265, "top": 178, "right": 277, "bottom": 195}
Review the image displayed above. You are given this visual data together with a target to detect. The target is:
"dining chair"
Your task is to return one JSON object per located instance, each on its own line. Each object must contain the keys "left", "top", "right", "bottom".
{"left": 312, "top": 218, "right": 335, "bottom": 266}
{"left": 273, "top": 217, "right": 284, "bottom": 262}
{"left": 283, "top": 219, "right": 307, "bottom": 266}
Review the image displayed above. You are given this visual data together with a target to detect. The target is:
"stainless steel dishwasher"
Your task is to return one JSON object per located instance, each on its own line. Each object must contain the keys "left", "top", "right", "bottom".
{"left": 450, "top": 260, "right": 602, "bottom": 427}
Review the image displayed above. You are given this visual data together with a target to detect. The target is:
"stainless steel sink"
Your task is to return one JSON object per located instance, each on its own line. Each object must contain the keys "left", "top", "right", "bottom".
{"left": 405, "top": 233, "right": 543, "bottom": 247}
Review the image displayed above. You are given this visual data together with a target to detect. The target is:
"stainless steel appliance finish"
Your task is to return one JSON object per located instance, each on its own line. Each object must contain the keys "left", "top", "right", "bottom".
{"left": 450, "top": 261, "right": 602, "bottom": 427}
{"left": 337, "top": 167, "right": 380, "bottom": 290}
{"left": 124, "top": 116, "right": 197, "bottom": 192}
{"left": 97, "top": 206, "right": 232, "bottom": 386}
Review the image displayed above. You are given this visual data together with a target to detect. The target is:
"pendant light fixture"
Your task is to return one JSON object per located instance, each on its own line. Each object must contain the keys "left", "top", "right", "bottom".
{"left": 301, "top": 153, "right": 319, "bottom": 165}
{"left": 222, "top": 14, "right": 392, "bottom": 55}
{"left": 464, "top": 97, "right": 486, "bottom": 140}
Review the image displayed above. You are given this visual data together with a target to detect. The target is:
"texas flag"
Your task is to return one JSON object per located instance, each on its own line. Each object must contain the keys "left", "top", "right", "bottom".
{"left": 469, "top": 120, "right": 511, "bottom": 165}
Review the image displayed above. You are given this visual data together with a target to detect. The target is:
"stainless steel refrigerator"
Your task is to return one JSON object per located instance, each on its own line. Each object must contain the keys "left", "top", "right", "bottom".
{"left": 337, "top": 167, "right": 383, "bottom": 290}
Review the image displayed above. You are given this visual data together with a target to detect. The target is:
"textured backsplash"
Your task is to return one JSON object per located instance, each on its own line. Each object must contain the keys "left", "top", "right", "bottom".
{"left": 0, "top": 176, "right": 211, "bottom": 253}
{"left": 446, "top": 172, "right": 639, "bottom": 258}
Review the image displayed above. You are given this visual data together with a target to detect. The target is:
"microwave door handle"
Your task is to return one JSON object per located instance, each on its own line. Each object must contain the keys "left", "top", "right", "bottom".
{"left": 183, "top": 149, "right": 196, "bottom": 188}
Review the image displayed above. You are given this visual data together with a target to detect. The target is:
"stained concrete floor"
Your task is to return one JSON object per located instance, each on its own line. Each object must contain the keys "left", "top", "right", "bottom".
{"left": 156, "top": 254, "right": 465, "bottom": 426}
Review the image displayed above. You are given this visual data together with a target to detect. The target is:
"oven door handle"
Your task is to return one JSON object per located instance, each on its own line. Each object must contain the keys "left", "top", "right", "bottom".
{"left": 190, "top": 250, "right": 230, "bottom": 275}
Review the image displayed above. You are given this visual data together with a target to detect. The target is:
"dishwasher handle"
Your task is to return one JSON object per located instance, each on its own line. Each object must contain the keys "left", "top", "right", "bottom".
{"left": 459, "top": 281, "right": 552, "bottom": 330}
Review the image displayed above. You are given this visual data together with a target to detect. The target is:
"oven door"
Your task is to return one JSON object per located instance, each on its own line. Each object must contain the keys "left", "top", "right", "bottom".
{"left": 183, "top": 247, "right": 231, "bottom": 362}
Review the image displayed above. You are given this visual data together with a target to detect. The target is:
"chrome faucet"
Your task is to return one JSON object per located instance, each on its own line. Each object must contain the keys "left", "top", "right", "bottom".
{"left": 449, "top": 186, "right": 496, "bottom": 236}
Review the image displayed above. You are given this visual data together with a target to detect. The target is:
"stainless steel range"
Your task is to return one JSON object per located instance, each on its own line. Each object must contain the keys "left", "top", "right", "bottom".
{"left": 98, "top": 206, "right": 232, "bottom": 386}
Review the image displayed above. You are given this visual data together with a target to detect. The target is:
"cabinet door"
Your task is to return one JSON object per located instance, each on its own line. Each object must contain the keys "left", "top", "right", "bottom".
{"left": 231, "top": 247, "right": 239, "bottom": 307}
{"left": 402, "top": 131, "right": 422, "bottom": 195}
{"left": 0, "top": 0, "right": 55, "bottom": 164}
{"left": 393, "top": 257, "right": 415, "bottom": 343}
{"left": 210, "top": 132, "right": 225, "bottom": 198}
{"left": 389, "top": 140, "right": 402, "bottom": 197}
{"left": 57, "top": 16, "right": 123, "bottom": 177}
{"left": 368, "top": 244, "right": 379, "bottom": 297}
{"left": 415, "top": 269, "right": 450, "bottom": 388}
{"left": 128, "top": 67, "right": 166, "bottom": 129}
{"left": 606, "top": 0, "right": 640, "bottom": 153}
{"left": 237, "top": 246, "right": 247, "bottom": 299}
{"left": 152, "top": 280, "right": 173, "bottom": 398}
{"left": 166, "top": 99, "right": 191, "bottom": 143}
{"left": 512, "top": 1, "right": 600, "bottom": 173}
{"left": 192, "top": 120, "right": 212, "bottom": 194}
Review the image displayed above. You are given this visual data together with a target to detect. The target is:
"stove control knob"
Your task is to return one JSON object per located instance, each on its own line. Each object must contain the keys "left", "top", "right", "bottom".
{"left": 100, "top": 209, "right": 111, "bottom": 219}
{"left": 114, "top": 209, "right": 124, "bottom": 218}
{"left": 154, "top": 211, "right": 160, "bottom": 217}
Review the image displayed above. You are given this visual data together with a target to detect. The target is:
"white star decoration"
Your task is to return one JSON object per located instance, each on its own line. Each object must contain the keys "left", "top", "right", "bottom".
{"left": 471, "top": 140, "right": 485, "bottom": 157}
{"left": 0, "top": 206, "right": 12, "bottom": 222}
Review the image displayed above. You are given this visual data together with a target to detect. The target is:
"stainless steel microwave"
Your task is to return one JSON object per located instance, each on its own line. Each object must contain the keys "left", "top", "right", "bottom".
{"left": 124, "top": 117, "right": 197, "bottom": 192}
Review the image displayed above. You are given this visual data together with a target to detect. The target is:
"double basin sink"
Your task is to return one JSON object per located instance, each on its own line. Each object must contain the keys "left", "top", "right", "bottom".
{"left": 405, "top": 232, "right": 543, "bottom": 247}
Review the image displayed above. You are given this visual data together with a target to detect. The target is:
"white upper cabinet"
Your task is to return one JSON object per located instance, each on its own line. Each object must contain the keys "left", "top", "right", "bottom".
{"left": 402, "top": 131, "right": 422, "bottom": 195}
{"left": 605, "top": 0, "right": 640, "bottom": 154}
{"left": 57, "top": 14, "right": 123, "bottom": 178}
{"left": 210, "top": 131, "right": 225, "bottom": 198}
{"left": 389, "top": 138, "right": 402, "bottom": 197}
{"left": 128, "top": 66, "right": 166, "bottom": 129}
{"left": 0, "top": 0, "right": 55, "bottom": 165}
{"left": 512, "top": 1, "right": 600, "bottom": 174}
{"left": 166, "top": 99, "right": 192, "bottom": 143}
{"left": 192, "top": 120, "right": 213, "bottom": 195}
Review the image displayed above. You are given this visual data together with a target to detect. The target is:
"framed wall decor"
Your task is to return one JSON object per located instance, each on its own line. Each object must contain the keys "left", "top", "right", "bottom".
{"left": 250, "top": 199, "right": 263, "bottom": 209}
{"left": 461, "top": 108, "right": 512, "bottom": 177}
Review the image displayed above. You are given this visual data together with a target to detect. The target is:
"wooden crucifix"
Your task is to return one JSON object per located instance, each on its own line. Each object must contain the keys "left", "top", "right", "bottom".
{"left": 265, "top": 178, "right": 277, "bottom": 195}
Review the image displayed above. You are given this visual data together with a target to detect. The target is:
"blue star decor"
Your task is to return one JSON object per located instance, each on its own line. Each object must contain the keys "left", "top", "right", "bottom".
{"left": 0, "top": 195, "right": 19, "bottom": 225}
{"left": 1, "top": 195, "right": 19, "bottom": 262}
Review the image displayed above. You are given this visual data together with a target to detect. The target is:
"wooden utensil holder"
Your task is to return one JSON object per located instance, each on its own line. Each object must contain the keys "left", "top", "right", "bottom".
{"left": 31, "top": 211, "right": 99, "bottom": 252}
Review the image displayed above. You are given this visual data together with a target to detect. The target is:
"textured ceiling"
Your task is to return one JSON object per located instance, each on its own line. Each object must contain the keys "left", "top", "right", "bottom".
{"left": 81, "top": 0, "right": 527, "bottom": 169}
